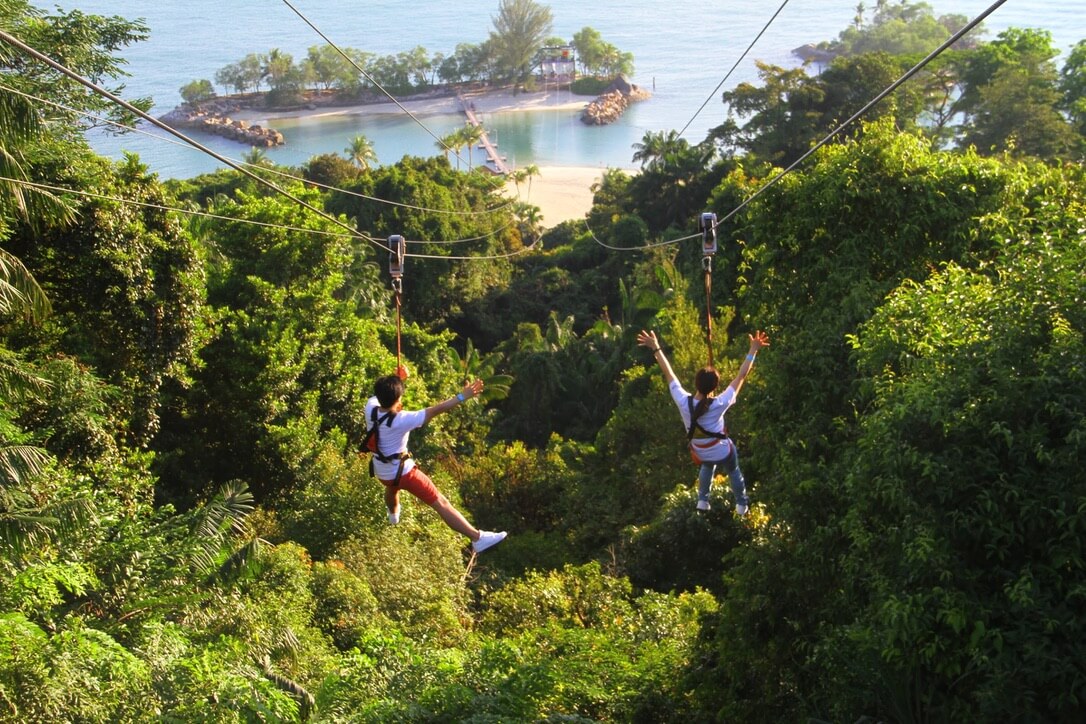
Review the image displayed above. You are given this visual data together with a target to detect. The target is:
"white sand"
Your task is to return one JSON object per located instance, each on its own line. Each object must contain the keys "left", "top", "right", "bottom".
{"left": 507, "top": 166, "right": 608, "bottom": 227}
{"left": 236, "top": 86, "right": 587, "bottom": 122}
{"left": 235, "top": 88, "right": 629, "bottom": 228}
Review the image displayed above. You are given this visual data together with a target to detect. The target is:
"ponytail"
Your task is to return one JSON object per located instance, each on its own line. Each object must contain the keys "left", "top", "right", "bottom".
{"left": 687, "top": 396, "right": 713, "bottom": 440}
{"left": 687, "top": 366, "right": 721, "bottom": 440}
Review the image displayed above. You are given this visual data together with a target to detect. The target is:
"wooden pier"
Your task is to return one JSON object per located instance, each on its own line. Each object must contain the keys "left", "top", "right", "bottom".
{"left": 458, "top": 93, "right": 510, "bottom": 175}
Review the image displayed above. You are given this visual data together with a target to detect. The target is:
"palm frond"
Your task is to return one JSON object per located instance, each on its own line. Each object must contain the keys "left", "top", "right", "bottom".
{"left": 0, "top": 351, "right": 52, "bottom": 402}
{"left": 205, "top": 537, "right": 264, "bottom": 586}
{"left": 0, "top": 444, "right": 51, "bottom": 486}
{"left": 0, "top": 248, "right": 51, "bottom": 322}
{"left": 188, "top": 481, "right": 255, "bottom": 573}
{"left": 0, "top": 511, "right": 57, "bottom": 556}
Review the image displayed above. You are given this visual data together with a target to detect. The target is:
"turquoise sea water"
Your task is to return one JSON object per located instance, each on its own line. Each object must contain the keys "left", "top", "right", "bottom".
{"left": 71, "top": 0, "right": 1085, "bottom": 178}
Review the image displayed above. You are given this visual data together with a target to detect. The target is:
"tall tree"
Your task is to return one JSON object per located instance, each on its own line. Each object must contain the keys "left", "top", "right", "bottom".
{"left": 958, "top": 29, "right": 1075, "bottom": 159}
{"left": 344, "top": 134, "right": 378, "bottom": 171}
{"left": 1059, "top": 39, "right": 1086, "bottom": 150}
{"left": 489, "top": 0, "right": 553, "bottom": 90}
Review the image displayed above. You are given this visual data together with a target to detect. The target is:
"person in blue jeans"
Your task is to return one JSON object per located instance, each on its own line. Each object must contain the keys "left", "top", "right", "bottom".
{"left": 637, "top": 328, "right": 770, "bottom": 515}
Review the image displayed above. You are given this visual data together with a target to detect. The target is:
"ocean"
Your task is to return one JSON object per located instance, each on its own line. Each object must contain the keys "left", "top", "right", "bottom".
{"left": 68, "top": 0, "right": 1085, "bottom": 178}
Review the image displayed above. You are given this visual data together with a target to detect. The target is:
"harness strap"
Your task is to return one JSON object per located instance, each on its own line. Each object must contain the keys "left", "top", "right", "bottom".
{"left": 703, "top": 257, "right": 714, "bottom": 368}
{"left": 367, "top": 406, "right": 412, "bottom": 487}
{"left": 686, "top": 395, "right": 729, "bottom": 441}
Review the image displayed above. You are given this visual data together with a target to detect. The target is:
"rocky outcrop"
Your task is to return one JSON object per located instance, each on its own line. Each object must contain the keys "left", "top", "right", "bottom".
{"left": 160, "top": 101, "right": 284, "bottom": 147}
{"left": 580, "top": 75, "right": 651, "bottom": 126}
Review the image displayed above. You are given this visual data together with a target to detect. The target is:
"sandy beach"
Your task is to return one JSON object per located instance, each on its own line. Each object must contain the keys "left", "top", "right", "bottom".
{"left": 506, "top": 166, "right": 607, "bottom": 226}
{"left": 236, "top": 86, "right": 588, "bottom": 122}
{"left": 235, "top": 87, "right": 612, "bottom": 227}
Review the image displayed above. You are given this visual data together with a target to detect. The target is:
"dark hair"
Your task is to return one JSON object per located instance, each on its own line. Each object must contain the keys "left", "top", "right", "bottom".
{"left": 374, "top": 375, "right": 405, "bottom": 408}
{"left": 689, "top": 367, "right": 720, "bottom": 435}
{"left": 694, "top": 367, "right": 720, "bottom": 396}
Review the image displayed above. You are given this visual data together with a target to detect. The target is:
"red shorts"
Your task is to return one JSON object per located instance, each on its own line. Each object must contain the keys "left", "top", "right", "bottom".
{"left": 379, "top": 466, "right": 438, "bottom": 506}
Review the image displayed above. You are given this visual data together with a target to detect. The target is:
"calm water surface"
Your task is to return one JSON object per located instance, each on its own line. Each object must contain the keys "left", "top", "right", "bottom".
{"left": 70, "top": 0, "right": 1086, "bottom": 178}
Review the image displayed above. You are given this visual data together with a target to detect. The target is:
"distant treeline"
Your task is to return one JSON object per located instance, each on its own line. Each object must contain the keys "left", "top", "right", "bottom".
{"left": 180, "top": 0, "right": 633, "bottom": 104}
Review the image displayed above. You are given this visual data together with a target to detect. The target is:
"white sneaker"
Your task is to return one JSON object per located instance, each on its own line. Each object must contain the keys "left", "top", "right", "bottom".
{"left": 472, "top": 530, "right": 507, "bottom": 553}
{"left": 736, "top": 503, "right": 749, "bottom": 516}
{"left": 387, "top": 507, "right": 400, "bottom": 525}
{"left": 696, "top": 500, "right": 710, "bottom": 511}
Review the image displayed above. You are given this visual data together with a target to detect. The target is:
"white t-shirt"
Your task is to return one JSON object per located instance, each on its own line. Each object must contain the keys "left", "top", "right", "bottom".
{"left": 669, "top": 380, "right": 736, "bottom": 462}
{"left": 364, "top": 396, "right": 427, "bottom": 480}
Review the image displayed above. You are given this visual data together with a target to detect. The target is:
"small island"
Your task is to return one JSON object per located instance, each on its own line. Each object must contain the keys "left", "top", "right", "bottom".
{"left": 160, "top": 6, "right": 649, "bottom": 154}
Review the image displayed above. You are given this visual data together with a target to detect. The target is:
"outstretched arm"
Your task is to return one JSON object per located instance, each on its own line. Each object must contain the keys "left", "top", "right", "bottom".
{"left": 637, "top": 329, "right": 678, "bottom": 385}
{"left": 728, "top": 330, "right": 770, "bottom": 395}
{"left": 425, "top": 378, "right": 484, "bottom": 423}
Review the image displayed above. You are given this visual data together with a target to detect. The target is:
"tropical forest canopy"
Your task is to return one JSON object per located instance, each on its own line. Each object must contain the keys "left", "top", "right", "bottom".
{"left": 1, "top": 0, "right": 1085, "bottom": 720}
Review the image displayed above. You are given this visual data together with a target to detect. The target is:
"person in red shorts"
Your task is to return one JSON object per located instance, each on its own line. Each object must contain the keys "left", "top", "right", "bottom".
{"left": 364, "top": 371, "right": 507, "bottom": 553}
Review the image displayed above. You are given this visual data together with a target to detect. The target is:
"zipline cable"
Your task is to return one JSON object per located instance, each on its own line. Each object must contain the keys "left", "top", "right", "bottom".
{"left": 0, "top": 81, "right": 519, "bottom": 221}
{"left": 677, "top": 0, "right": 792, "bottom": 139}
{"left": 711, "top": 0, "right": 1008, "bottom": 232}
{"left": 388, "top": 235, "right": 406, "bottom": 371}
{"left": 582, "top": 216, "right": 701, "bottom": 251}
{"left": 0, "top": 175, "right": 366, "bottom": 240}
{"left": 280, "top": 0, "right": 512, "bottom": 196}
{"left": 0, "top": 28, "right": 396, "bottom": 255}
{"left": 0, "top": 84, "right": 528, "bottom": 251}
{"left": 700, "top": 212, "right": 718, "bottom": 366}
{"left": 2, "top": 175, "right": 541, "bottom": 262}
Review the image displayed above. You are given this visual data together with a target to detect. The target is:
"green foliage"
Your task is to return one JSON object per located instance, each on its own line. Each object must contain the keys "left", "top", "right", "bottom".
{"left": 489, "top": 0, "right": 554, "bottom": 88}
{"left": 570, "top": 26, "right": 634, "bottom": 78}
{"left": 622, "top": 485, "right": 751, "bottom": 594}
{"left": 8, "top": 155, "right": 208, "bottom": 446}
{"left": 955, "top": 28, "right": 1077, "bottom": 159}
{"left": 302, "top": 152, "right": 363, "bottom": 189}
{"left": 331, "top": 156, "right": 517, "bottom": 326}
{"left": 180, "top": 79, "right": 216, "bottom": 104}
{"left": 5, "top": 6, "right": 1086, "bottom": 720}
{"left": 449, "top": 437, "right": 574, "bottom": 532}
{"left": 310, "top": 559, "right": 385, "bottom": 650}
{"left": 0, "top": 613, "right": 153, "bottom": 722}
{"left": 829, "top": 1, "right": 967, "bottom": 56}
{"left": 1061, "top": 39, "right": 1086, "bottom": 143}
{"left": 691, "top": 121, "right": 1086, "bottom": 721}
{"left": 334, "top": 516, "right": 472, "bottom": 645}
{"left": 829, "top": 229, "right": 1086, "bottom": 719}
{"left": 569, "top": 76, "right": 609, "bottom": 95}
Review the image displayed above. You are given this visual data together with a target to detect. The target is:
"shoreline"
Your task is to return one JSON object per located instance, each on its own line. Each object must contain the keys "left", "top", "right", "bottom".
{"left": 226, "top": 88, "right": 626, "bottom": 228}
{"left": 232, "top": 87, "right": 612, "bottom": 227}
{"left": 506, "top": 165, "right": 612, "bottom": 227}
{"left": 233, "top": 86, "right": 589, "bottom": 124}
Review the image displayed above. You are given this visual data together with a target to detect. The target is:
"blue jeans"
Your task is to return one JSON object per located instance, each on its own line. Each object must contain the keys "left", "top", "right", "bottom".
{"left": 698, "top": 444, "right": 748, "bottom": 508}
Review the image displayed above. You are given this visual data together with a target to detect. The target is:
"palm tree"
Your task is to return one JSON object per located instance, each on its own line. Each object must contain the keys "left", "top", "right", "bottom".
{"left": 0, "top": 250, "right": 50, "bottom": 324}
{"left": 435, "top": 132, "right": 455, "bottom": 165}
{"left": 461, "top": 124, "right": 484, "bottom": 172}
{"left": 242, "top": 147, "right": 272, "bottom": 168}
{"left": 510, "top": 163, "right": 540, "bottom": 198}
{"left": 344, "top": 134, "right": 378, "bottom": 171}
{"left": 513, "top": 201, "right": 543, "bottom": 238}
{"left": 442, "top": 128, "right": 466, "bottom": 170}
{"left": 446, "top": 339, "right": 514, "bottom": 402}
{"left": 0, "top": 88, "right": 73, "bottom": 237}
{"left": 631, "top": 129, "right": 686, "bottom": 170}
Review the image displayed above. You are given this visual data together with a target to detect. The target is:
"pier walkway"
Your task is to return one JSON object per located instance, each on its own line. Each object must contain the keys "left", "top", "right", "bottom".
{"left": 458, "top": 93, "right": 511, "bottom": 175}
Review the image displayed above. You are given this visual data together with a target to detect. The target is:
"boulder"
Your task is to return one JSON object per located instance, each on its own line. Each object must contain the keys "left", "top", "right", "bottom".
{"left": 580, "top": 75, "right": 651, "bottom": 126}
